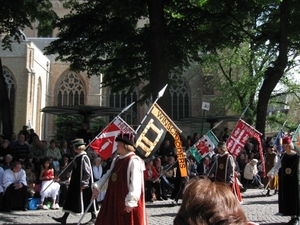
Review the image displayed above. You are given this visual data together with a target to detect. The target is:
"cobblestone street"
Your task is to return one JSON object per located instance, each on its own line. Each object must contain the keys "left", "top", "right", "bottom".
{"left": 0, "top": 188, "right": 290, "bottom": 225}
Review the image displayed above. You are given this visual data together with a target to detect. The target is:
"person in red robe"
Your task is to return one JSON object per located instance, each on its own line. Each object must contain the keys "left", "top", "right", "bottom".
{"left": 92, "top": 133, "right": 148, "bottom": 225}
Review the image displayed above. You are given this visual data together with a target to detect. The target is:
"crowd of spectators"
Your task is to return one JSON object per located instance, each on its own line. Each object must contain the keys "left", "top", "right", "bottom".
{"left": 0, "top": 124, "right": 283, "bottom": 212}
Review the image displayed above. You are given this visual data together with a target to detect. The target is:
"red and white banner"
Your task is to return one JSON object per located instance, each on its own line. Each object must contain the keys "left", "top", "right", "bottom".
{"left": 226, "top": 119, "right": 265, "bottom": 177}
{"left": 89, "top": 116, "right": 134, "bottom": 160}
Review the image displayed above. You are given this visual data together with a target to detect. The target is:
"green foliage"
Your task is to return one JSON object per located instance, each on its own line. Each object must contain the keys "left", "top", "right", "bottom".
{"left": 43, "top": 0, "right": 300, "bottom": 135}
{"left": 0, "top": 0, "right": 58, "bottom": 50}
{"left": 43, "top": 0, "right": 212, "bottom": 102}
{"left": 53, "top": 115, "right": 106, "bottom": 141}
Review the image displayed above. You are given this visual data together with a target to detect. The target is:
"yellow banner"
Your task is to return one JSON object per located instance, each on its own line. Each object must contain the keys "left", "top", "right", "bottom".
{"left": 151, "top": 104, "right": 188, "bottom": 177}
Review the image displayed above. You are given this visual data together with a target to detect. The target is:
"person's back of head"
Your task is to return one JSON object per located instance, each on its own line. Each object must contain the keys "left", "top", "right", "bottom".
{"left": 174, "top": 176, "right": 248, "bottom": 225}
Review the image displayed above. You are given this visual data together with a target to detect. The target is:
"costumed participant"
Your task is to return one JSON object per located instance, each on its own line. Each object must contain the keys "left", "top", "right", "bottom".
{"left": 264, "top": 143, "right": 278, "bottom": 196}
{"left": 268, "top": 136, "right": 300, "bottom": 225}
{"left": 2, "top": 161, "right": 28, "bottom": 212}
{"left": 52, "top": 139, "right": 98, "bottom": 225}
{"left": 91, "top": 132, "right": 147, "bottom": 225}
{"left": 214, "top": 141, "right": 242, "bottom": 203}
{"left": 171, "top": 153, "right": 189, "bottom": 205}
{"left": 39, "top": 158, "right": 60, "bottom": 210}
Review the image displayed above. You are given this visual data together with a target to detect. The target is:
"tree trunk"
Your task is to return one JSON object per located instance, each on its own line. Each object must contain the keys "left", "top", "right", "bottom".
{"left": 255, "top": 0, "right": 289, "bottom": 136}
{"left": 147, "top": 0, "right": 171, "bottom": 115}
{"left": 0, "top": 58, "right": 13, "bottom": 139}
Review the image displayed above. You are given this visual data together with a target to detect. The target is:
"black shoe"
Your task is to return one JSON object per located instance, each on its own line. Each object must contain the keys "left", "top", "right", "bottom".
{"left": 52, "top": 217, "right": 66, "bottom": 225}
{"left": 3, "top": 209, "right": 12, "bottom": 213}
{"left": 162, "top": 196, "right": 168, "bottom": 200}
{"left": 265, "top": 190, "right": 271, "bottom": 196}
{"left": 287, "top": 218, "right": 299, "bottom": 225}
{"left": 22, "top": 207, "right": 28, "bottom": 211}
{"left": 157, "top": 197, "right": 164, "bottom": 201}
{"left": 82, "top": 218, "right": 96, "bottom": 225}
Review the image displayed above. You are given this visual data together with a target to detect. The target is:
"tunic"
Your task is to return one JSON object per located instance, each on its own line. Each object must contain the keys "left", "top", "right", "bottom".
{"left": 63, "top": 152, "right": 98, "bottom": 215}
{"left": 93, "top": 152, "right": 147, "bottom": 225}
{"left": 215, "top": 152, "right": 234, "bottom": 183}
{"left": 278, "top": 153, "right": 300, "bottom": 216}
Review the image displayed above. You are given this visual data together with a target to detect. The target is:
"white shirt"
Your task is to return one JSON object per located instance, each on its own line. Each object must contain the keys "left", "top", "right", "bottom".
{"left": 0, "top": 167, "right": 4, "bottom": 193}
{"left": 3, "top": 168, "right": 27, "bottom": 191}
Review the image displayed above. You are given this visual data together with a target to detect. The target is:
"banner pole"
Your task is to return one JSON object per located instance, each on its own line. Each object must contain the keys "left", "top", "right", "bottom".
{"left": 135, "top": 84, "right": 168, "bottom": 133}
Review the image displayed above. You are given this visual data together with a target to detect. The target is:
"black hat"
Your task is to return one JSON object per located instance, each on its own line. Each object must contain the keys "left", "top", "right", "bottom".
{"left": 115, "top": 133, "right": 135, "bottom": 147}
{"left": 71, "top": 138, "right": 86, "bottom": 146}
{"left": 266, "top": 143, "right": 274, "bottom": 148}
{"left": 217, "top": 141, "right": 227, "bottom": 151}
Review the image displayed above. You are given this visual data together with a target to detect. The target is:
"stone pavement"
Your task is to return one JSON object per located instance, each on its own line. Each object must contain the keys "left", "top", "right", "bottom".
{"left": 0, "top": 188, "right": 290, "bottom": 225}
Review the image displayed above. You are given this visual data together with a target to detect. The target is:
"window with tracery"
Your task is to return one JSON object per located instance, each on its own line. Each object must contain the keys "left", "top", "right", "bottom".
{"left": 1, "top": 68, "right": 15, "bottom": 129}
{"left": 57, "top": 73, "right": 85, "bottom": 106}
{"left": 170, "top": 74, "right": 190, "bottom": 120}
{"left": 109, "top": 90, "right": 137, "bottom": 127}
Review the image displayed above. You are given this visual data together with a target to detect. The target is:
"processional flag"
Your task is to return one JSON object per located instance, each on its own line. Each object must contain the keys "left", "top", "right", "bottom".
{"left": 226, "top": 119, "right": 265, "bottom": 177}
{"left": 135, "top": 103, "right": 188, "bottom": 177}
{"left": 89, "top": 116, "right": 135, "bottom": 160}
{"left": 292, "top": 125, "right": 300, "bottom": 152}
{"left": 189, "top": 130, "right": 218, "bottom": 163}
{"left": 273, "top": 130, "right": 284, "bottom": 153}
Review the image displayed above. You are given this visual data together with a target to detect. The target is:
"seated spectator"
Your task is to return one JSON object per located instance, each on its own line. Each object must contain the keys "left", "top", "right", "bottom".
{"left": 0, "top": 139, "right": 12, "bottom": 164}
{"left": 59, "top": 139, "right": 75, "bottom": 160}
{"left": 39, "top": 158, "right": 60, "bottom": 210}
{"left": 154, "top": 157, "right": 168, "bottom": 200}
{"left": 174, "top": 177, "right": 259, "bottom": 225}
{"left": 2, "top": 161, "right": 28, "bottom": 212}
{"left": 24, "top": 154, "right": 35, "bottom": 172}
{"left": 45, "top": 139, "right": 62, "bottom": 172}
{"left": 25, "top": 163, "right": 37, "bottom": 198}
{"left": 144, "top": 158, "right": 161, "bottom": 202}
{"left": 29, "top": 135, "right": 45, "bottom": 168}
{"left": 12, "top": 133, "right": 29, "bottom": 163}
{"left": 1, "top": 154, "right": 13, "bottom": 170}
{"left": 243, "top": 159, "right": 264, "bottom": 188}
{"left": 188, "top": 157, "right": 198, "bottom": 179}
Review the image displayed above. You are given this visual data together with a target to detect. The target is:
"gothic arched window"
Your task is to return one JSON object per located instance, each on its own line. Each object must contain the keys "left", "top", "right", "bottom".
{"left": 109, "top": 90, "right": 137, "bottom": 127}
{"left": 170, "top": 74, "right": 190, "bottom": 120}
{"left": 57, "top": 73, "right": 85, "bottom": 106}
{"left": 2, "top": 68, "right": 16, "bottom": 126}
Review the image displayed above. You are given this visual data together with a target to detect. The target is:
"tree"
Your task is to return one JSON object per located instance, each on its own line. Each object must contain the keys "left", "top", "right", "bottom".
{"left": 0, "top": 0, "right": 57, "bottom": 50}
{"left": 1, "top": 0, "right": 57, "bottom": 138}
{"left": 193, "top": 0, "right": 300, "bottom": 135}
{"left": 44, "top": 0, "right": 210, "bottom": 114}
{"left": 45, "top": 0, "right": 300, "bottom": 136}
